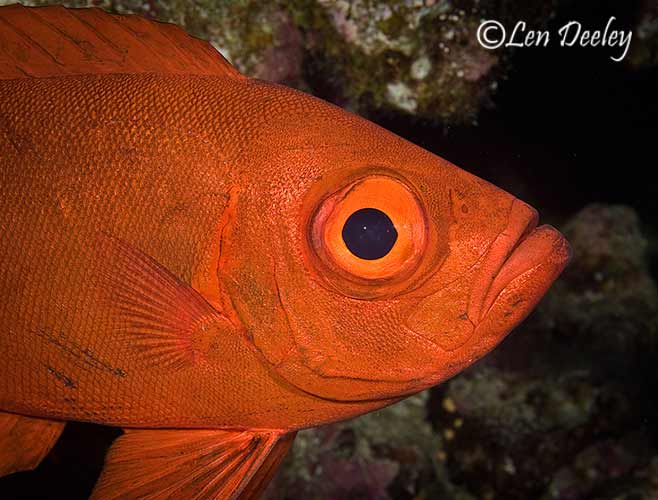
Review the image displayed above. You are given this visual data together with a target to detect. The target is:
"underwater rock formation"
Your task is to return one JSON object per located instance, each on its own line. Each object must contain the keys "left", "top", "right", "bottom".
{"left": 540, "top": 204, "right": 658, "bottom": 363}
{"left": 14, "top": 0, "right": 657, "bottom": 118}
{"left": 265, "top": 392, "right": 444, "bottom": 500}
{"left": 15, "top": 0, "right": 558, "bottom": 124}
{"left": 630, "top": 0, "right": 658, "bottom": 68}
{"left": 310, "top": 0, "right": 503, "bottom": 122}
{"left": 435, "top": 366, "right": 653, "bottom": 499}
{"left": 283, "top": 0, "right": 556, "bottom": 123}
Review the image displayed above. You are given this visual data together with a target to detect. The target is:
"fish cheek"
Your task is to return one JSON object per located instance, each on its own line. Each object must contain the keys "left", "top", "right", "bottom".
{"left": 228, "top": 269, "right": 298, "bottom": 367}
{"left": 405, "top": 277, "right": 476, "bottom": 352}
{"left": 265, "top": 270, "right": 446, "bottom": 400}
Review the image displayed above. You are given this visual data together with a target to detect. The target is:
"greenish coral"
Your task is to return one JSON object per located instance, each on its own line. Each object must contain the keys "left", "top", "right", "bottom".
{"left": 630, "top": 0, "right": 658, "bottom": 68}
{"left": 293, "top": 0, "right": 556, "bottom": 122}
{"left": 267, "top": 391, "right": 447, "bottom": 499}
{"left": 308, "top": 0, "right": 501, "bottom": 123}
{"left": 9, "top": 0, "right": 560, "bottom": 124}
{"left": 540, "top": 204, "right": 658, "bottom": 359}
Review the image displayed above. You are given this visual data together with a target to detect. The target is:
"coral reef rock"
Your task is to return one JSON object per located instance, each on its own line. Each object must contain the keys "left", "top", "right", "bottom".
{"left": 265, "top": 392, "right": 444, "bottom": 500}
{"left": 16, "top": 0, "right": 559, "bottom": 124}
{"left": 541, "top": 204, "right": 658, "bottom": 364}
{"left": 305, "top": 0, "right": 556, "bottom": 123}
{"left": 630, "top": 0, "right": 658, "bottom": 68}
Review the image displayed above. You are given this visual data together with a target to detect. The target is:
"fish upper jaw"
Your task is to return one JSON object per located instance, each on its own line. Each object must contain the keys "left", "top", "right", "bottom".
{"left": 468, "top": 199, "right": 572, "bottom": 325}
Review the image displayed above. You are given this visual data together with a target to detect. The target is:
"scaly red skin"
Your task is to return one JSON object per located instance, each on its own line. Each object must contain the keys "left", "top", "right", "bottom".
{"left": 1, "top": 72, "right": 570, "bottom": 432}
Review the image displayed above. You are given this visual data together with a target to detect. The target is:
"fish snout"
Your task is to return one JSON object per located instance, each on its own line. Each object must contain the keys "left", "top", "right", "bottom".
{"left": 404, "top": 198, "right": 570, "bottom": 382}
{"left": 468, "top": 199, "right": 571, "bottom": 325}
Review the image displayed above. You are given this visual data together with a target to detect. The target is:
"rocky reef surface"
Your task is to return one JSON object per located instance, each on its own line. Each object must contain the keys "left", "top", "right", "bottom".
{"left": 13, "top": 0, "right": 656, "bottom": 121}
{"left": 10, "top": 0, "right": 658, "bottom": 121}
{"left": 630, "top": 0, "right": 658, "bottom": 68}
{"left": 265, "top": 392, "right": 441, "bottom": 500}
{"left": 10, "top": 0, "right": 556, "bottom": 124}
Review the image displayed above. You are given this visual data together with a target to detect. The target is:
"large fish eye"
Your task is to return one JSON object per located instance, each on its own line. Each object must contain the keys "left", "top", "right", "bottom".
{"left": 310, "top": 174, "right": 427, "bottom": 283}
{"left": 342, "top": 208, "right": 398, "bottom": 260}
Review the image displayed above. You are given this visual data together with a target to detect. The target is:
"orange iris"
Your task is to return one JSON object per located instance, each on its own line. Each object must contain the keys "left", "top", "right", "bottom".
{"left": 311, "top": 175, "right": 427, "bottom": 284}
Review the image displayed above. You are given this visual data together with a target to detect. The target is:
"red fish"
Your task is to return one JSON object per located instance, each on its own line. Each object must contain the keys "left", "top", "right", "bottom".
{"left": 0, "top": 4, "right": 571, "bottom": 498}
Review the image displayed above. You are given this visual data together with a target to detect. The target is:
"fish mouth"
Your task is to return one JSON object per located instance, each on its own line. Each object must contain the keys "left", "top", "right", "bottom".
{"left": 467, "top": 199, "right": 572, "bottom": 324}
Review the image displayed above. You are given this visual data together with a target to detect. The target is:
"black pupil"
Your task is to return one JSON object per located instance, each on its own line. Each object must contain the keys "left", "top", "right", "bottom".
{"left": 341, "top": 208, "right": 398, "bottom": 260}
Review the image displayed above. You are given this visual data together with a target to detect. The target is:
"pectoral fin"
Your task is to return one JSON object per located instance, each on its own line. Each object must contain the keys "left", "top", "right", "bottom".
{"left": 91, "top": 428, "right": 296, "bottom": 500}
{"left": 0, "top": 411, "right": 65, "bottom": 477}
{"left": 96, "top": 233, "right": 235, "bottom": 370}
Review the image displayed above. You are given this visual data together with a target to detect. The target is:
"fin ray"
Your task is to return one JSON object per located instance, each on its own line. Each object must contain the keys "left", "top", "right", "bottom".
{"left": 96, "top": 234, "right": 234, "bottom": 370}
{"left": 91, "top": 429, "right": 296, "bottom": 500}
{"left": 0, "top": 411, "right": 65, "bottom": 477}
{"left": 0, "top": 4, "right": 244, "bottom": 80}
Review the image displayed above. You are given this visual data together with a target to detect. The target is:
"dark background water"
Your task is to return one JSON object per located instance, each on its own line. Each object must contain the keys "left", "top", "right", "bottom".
{"left": 1, "top": 0, "right": 657, "bottom": 498}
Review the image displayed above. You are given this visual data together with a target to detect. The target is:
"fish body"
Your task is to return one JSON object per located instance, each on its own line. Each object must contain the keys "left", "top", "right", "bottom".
{"left": 0, "top": 4, "right": 571, "bottom": 498}
{"left": 1, "top": 72, "right": 393, "bottom": 430}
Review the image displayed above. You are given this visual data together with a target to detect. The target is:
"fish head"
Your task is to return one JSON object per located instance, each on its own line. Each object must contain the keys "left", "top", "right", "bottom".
{"left": 217, "top": 82, "right": 571, "bottom": 402}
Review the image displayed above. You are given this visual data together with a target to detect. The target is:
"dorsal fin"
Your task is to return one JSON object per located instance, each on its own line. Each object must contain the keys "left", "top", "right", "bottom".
{"left": 0, "top": 4, "right": 244, "bottom": 80}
